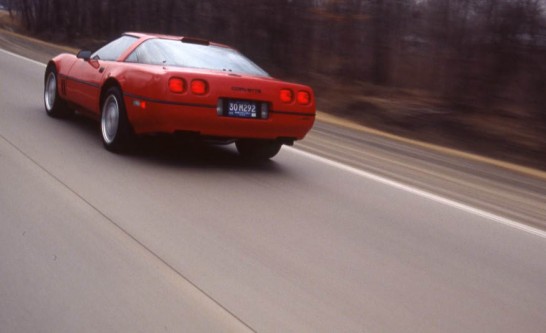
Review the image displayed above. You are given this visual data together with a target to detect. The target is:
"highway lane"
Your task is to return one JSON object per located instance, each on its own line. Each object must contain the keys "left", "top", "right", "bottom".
{"left": 0, "top": 135, "right": 253, "bottom": 333}
{"left": 1, "top": 49, "right": 546, "bottom": 332}
{"left": 1, "top": 28, "right": 545, "bottom": 228}
{"left": 299, "top": 120, "right": 546, "bottom": 230}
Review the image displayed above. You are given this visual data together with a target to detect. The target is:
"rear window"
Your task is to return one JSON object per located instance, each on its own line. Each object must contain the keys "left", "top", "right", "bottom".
{"left": 125, "top": 39, "right": 270, "bottom": 77}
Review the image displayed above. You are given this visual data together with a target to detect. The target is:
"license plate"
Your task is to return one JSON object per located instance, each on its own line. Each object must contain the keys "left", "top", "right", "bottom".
{"left": 226, "top": 100, "right": 259, "bottom": 118}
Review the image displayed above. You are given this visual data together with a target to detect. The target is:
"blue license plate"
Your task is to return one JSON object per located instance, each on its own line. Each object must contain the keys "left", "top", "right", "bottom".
{"left": 227, "top": 100, "right": 258, "bottom": 118}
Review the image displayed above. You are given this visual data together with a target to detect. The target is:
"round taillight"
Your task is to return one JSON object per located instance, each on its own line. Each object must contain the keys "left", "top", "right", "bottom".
{"left": 191, "top": 79, "right": 208, "bottom": 95}
{"left": 280, "top": 89, "right": 293, "bottom": 103}
{"left": 169, "top": 77, "right": 185, "bottom": 93}
{"left": 297, "top": 91, "right": 311, "bottom": 105}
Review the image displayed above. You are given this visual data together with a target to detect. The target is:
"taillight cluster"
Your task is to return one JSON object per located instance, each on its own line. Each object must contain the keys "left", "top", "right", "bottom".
{"left": 280, "top": 89, "right": 293, "bottom": 103}
{"left": 297, "top": 91, "right": 311, "bottom": 105}
{"left": 169, "top": 77, "right": 208, "bottom": 95}
{"left": 169, "top": 78, "right": 185, "bottom": 93}
{"left": 280, "top": 89, "right": 311, "bottom": 105}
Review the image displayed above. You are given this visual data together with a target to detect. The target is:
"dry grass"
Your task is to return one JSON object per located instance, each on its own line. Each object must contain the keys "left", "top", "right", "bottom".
{"left": 0, "top": 10, "right": 23, "bottom": 32}
{"left": 311, "top": 74, "right": 545, "bottom": 170}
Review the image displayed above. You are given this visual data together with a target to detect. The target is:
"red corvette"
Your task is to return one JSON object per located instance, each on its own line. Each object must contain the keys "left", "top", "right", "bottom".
{"left": 44, "top": 32, "right": 315, "bottom": 159}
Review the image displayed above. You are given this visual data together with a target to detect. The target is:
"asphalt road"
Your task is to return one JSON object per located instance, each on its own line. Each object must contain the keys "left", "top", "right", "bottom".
{"left": 1, "top": 47, "right": 546, "bottom": 332}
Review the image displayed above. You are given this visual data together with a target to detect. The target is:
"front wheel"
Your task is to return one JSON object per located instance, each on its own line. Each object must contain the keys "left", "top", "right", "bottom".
{"left": 101, "top": 87, "right": 133, "bottom": 152}
{"left": 236, "top": 139, "right": 283, "bottom": 160}
{"left": 44, "top": 66, "right": 72, "bottom": 118}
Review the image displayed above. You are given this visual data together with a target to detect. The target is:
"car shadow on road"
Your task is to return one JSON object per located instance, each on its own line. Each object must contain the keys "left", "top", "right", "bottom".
{"left": 129, "top": 136, "right": 284, "bottom": 172}
{"left": 67, "top": 113, "right": 286, "bottom": 174}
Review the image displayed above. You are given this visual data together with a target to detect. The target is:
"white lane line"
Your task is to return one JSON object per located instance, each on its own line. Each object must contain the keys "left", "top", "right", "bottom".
{"left": 287, "top": 147, "right": 546, "bottom": 239}
{"left": 3, "top": 47, "right": 545, "bottom": 239}
{"left": 0, "top": 47, "right": 47, "bottom": 68}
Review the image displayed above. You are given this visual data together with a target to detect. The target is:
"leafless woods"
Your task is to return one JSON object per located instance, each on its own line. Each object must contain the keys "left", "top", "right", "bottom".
{"left": 7, "top": 0, "right": 546, "bottom": 122}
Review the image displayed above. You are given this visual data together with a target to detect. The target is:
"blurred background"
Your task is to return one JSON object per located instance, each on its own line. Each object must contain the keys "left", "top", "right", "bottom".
{"left": 1, "top": 0, "right": 545, "bottom": 169}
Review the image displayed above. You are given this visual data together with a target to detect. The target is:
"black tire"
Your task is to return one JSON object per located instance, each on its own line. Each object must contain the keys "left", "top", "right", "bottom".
{"left": 44, "top": 66, "right": 72, "bottom": 118}
{"left": 100, "top": 87, "right": 133, "bottom": 153}
{"left": 236, "top": 139, "right": 283, "bottom": 160}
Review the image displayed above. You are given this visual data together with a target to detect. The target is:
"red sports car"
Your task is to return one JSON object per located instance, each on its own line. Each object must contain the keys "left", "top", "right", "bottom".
{"left": 44, "top": 32, "right": 315, "bottom": 159}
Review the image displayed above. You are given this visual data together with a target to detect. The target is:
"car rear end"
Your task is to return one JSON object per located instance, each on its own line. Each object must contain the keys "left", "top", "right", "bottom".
{"left": 125, "top": 69, "right": 315, "bottom": 143}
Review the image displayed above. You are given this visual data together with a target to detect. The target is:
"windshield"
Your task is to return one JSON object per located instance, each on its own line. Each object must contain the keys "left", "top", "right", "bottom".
{"left": 126, "top": 39, "right": 270, "bottom": 77}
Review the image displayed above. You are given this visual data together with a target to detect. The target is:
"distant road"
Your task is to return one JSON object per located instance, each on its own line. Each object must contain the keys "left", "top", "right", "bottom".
{"left": 1, "top": 41, "right": 546, "bottom": 332}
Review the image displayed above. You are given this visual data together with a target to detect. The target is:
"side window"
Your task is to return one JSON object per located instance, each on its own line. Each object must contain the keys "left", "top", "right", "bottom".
{"left": 125, "top": 40, "right": 168, "bottom": 65}
{"left": 92, "top": 36, "right": 138, "bottom": 61}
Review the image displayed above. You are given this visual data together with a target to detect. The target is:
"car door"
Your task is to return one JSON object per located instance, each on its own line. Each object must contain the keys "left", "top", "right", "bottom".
{"left": 65, "top": 58, "right": 103, "bottom": 114}
{"left": 66, "top": 35, "right": 139, "bottom": 115}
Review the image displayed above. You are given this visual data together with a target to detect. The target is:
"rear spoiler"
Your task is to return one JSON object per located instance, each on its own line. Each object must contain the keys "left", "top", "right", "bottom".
{"left": 181, "top": 37, "right": 210, "bottom": 46}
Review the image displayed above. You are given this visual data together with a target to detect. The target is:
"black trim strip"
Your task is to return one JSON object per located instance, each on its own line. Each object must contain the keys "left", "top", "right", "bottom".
{"left": 124, "top": 92, "right": 216, "bottom": 109}
{"left": 59, "top": 74, "right": 100, "bottom": 89}
{"left": 270, "top": 110, "right": 316, "bottom": 117}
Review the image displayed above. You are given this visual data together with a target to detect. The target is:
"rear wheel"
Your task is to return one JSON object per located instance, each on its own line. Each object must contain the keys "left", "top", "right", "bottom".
{"left": 236, "top": 139, "right": 283, "bottom": 160}
{"left": 101, "top": 87, "right": 133, "bottom": 152}
{"left": 44, "top": 66, "right": 72, "bottom": 118}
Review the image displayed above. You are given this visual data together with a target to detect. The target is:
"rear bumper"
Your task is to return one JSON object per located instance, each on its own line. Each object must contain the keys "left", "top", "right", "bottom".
{"left": 124, "top": 97, "right": 315, "bottom": 140}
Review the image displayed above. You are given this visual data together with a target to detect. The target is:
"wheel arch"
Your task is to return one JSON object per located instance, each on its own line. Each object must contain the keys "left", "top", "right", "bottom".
{"left": 45, "top": 61, "right": 57, "bottom": 81}
{"left": 99, "top": 78, "right": 122, "bottom": 112}
{"left": 46, "top": 54, "right": 77, "bottom": 79}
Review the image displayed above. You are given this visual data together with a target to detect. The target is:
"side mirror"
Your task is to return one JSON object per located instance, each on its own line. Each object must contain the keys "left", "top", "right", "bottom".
{"left": 77, "top": 50, "right": 93, "bottom": 61}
